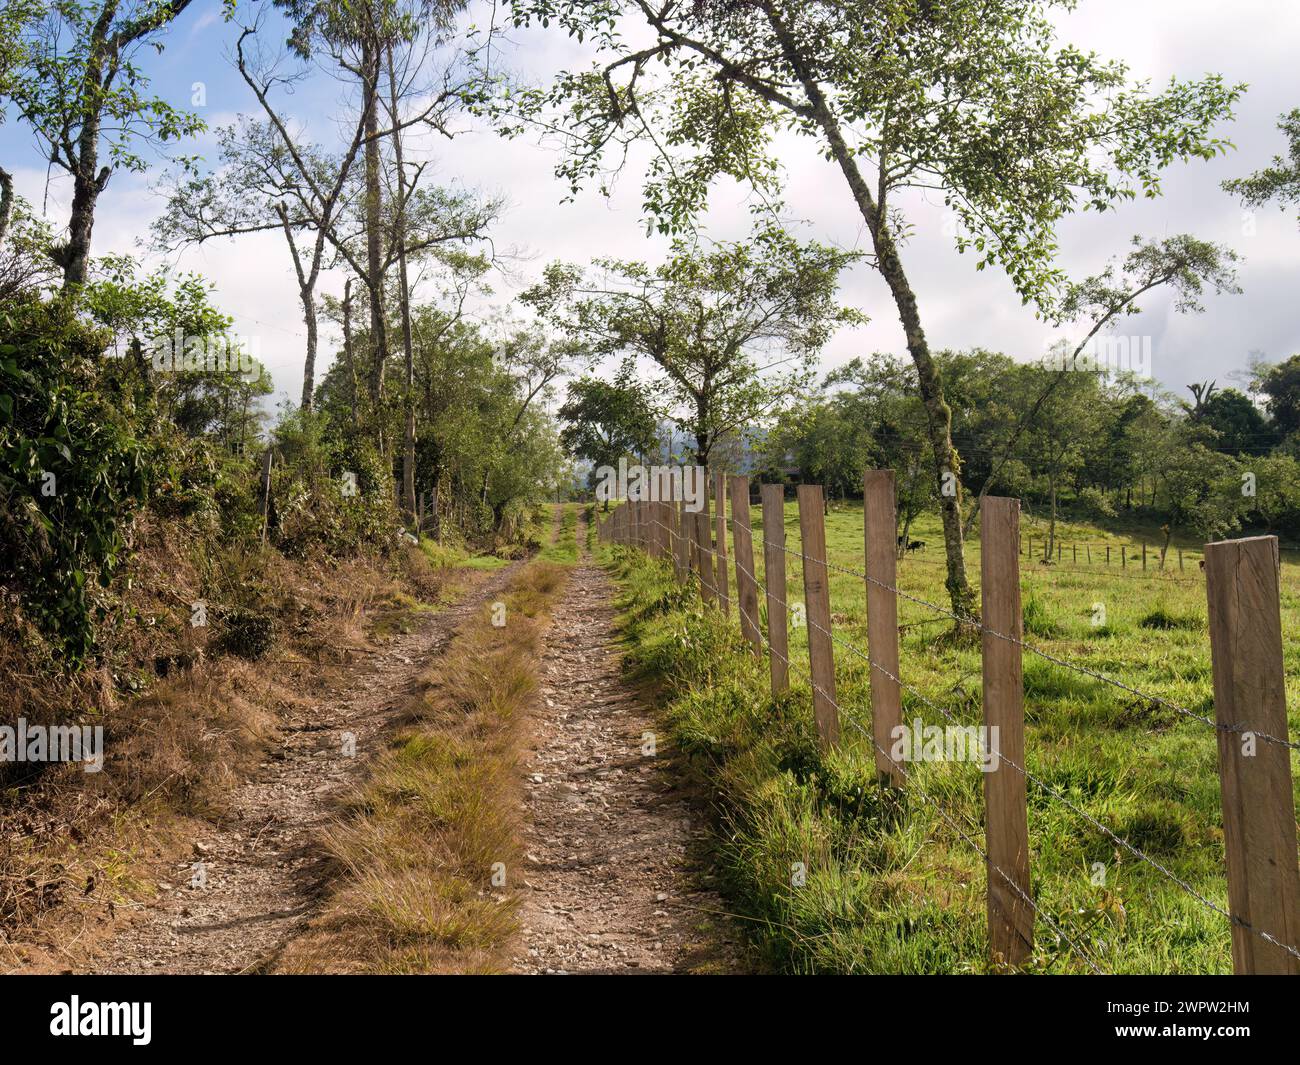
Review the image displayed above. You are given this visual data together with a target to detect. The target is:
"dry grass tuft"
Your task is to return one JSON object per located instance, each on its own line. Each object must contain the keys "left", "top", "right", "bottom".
{"left": 0, "top": 515, "right": 461, "bottom": 965}
{"left": 272, "top": 560, "right": 568, "bottom": 974}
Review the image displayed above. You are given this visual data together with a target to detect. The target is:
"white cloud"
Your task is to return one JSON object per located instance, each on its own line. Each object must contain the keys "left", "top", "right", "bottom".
{"left": 7, "top": 1, "right": 1299, "bottom": 406}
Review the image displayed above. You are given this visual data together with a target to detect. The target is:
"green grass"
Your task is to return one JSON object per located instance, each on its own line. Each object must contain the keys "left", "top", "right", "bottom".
{"left": 598, "top": 501, "right": 1300, "bottom": 974}
{"left": 417, "top": 537, "right": 512, "bottom": 571}
{"left": 536, "top": 502, "right": 580, "bottom": 564}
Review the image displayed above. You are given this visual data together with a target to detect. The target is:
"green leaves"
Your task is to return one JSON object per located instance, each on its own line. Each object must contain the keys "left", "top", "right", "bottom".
{"left": 0, "top": 297, "right": 151, "bottom": 664}
{"left": 497, "top": 0, "right": 1241, "bottom": 317}
{"left": 527, "top": 224, "right": 863, "bottom": 461}
{"left": 8, "top": 1, "right": 206, "bottom": 183}
{"left": 1223, "top": 107, "right": 1300, "bottom": 225}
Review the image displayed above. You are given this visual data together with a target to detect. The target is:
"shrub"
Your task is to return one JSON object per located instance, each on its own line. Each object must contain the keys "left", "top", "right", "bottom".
{"left": 213, "top": 607, "right": 276, "bottom": 660}
{"left": 0, "top": 297, "right": 152, "bottom": 663}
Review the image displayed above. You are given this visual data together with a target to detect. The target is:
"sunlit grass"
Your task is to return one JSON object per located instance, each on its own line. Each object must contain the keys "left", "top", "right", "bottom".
{"left": 601, "top": 501, "right": 1300, "bottom": 974}
{"left": 536, "top": 502, "right": 580, "bottom": 564}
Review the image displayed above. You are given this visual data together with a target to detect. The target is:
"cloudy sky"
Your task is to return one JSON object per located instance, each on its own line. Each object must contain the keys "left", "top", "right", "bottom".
{"left": 3, "top": 0, "right": 1298, "bottom": 409}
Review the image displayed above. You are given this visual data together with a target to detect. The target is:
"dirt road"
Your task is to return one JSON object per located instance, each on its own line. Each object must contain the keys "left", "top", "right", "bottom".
{"left": 513, "top": 514, "right": 746, "bottom": 973}
{"left": 88, "top": 564, "right": 521, "bottom": 975}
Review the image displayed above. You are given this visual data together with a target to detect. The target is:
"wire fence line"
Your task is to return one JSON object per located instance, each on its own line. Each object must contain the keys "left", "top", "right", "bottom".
{"left": 707, "top": 524, "right": 1300, "bottom": 965}
{"left": 606, "top": 492, "right": 1300, "bottom": 974}
{"left": 900, "top": 549, "right": 1207, "bottom": 585}
{"left": 643, "top": 515, "right": 1105, "bottom": 973}
{"left": 745, "top": 525, "right": 1300, "bottom": 754}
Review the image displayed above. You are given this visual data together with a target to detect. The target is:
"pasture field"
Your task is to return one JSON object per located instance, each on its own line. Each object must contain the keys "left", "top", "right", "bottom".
{"left": 605, "top": 501, "right": 1300, "bottom": 973}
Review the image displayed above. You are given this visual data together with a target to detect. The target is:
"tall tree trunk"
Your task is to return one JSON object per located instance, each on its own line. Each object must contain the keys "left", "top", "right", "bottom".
{"left": 277, "top": 202, "right": 320, "bottom": 413}
{"left": 387, "top": 43, "right": 417, "bottom": 524}
{"left": 692, "top": 391, "right": 711, "bottom": 466}
{"left": 300, "top": 298, "right": 318, "bottom": 412}
{"left": 361, "top": 36, "right": 388, "bottom": 432}
{"left": 0, "top": 167, "right": 13, "bottom": 248}
{"left": 766, "top": 5, "right": 974, "bottom": 618}
{"left": 59, "top": 1, "right": 117, "bottom": 290}
{"left": 62, "top": 121, "right": 108, "bottom": 289}
{"left": 342, "top": 277, "right": 358, "bottom": 422}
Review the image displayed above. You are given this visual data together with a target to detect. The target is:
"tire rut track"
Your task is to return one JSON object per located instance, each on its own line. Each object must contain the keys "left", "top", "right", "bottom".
{"left": 88, "top": 562, "right": 523, "bottom": 975}
{"left": 514, "top": 512, "right": 746, "bottom": 974}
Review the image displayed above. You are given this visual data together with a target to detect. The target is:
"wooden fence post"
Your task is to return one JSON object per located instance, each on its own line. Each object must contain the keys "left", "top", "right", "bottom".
{"left": 687, "top": 503, "right": 702, "bottom": 585}
{"left": 729, "top": 475, "right": 763, "bottom": 658}
{"left": 697, "top": 468, "right": 715, "bottom": 589}
{"left": 797, "top": 485, "right": 840, "bottom": 751}
{"left": 669, "top": 474, "right": 684, "bottom": 580}
{"left": 659, "top": 470, "right": 673, "bottom": 561}
{"left": 1204, "top": 535, "right": 1300, "bottom": 974}
{"left": 761, "top": 484, "right": 789, "bottom": 696}
{"left": 678, "top": 496, "right": 692, "bottom": 579}
{"left": 981, "top": 496, "right": 1033, "bottom": 967}
{"left": 864, "top": 471, "right": 905, "bottom": 786}
{"left": 696, "top": 510, "right": 717, "bottom": 604}
{"left": 714, "top": 470, "right": 731, "bottom": 617}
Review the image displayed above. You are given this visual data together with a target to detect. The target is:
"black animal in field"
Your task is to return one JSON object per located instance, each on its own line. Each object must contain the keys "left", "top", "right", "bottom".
{"left": 896, "top": 536, "right": 925, "bottom": 554}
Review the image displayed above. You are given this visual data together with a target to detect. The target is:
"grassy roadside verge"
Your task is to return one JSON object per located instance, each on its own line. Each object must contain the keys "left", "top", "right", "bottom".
{"left": 598, "top": 534, "right": 1233, "bottom": 975}
{"left": 271, "top": 559, "right": 569, "bottom": 974}
{"left": 598, "top": 545, "right": 884, "bottom": 974}
{"left": 537, "top": 502, "right": 579, "bottom": 564}
{"left": 1, "top": 539, "right": 467, "bottom": 973}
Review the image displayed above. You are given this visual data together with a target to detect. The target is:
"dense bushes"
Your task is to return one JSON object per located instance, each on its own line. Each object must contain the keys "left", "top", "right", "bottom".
{"left": 0, "top": 296, "right": 405, "bottom": 668}
{"left": 0, "top": 297, "right": 152, "bottom": 662}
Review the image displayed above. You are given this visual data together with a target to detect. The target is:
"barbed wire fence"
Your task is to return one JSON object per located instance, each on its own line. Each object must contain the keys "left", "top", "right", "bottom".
{"left": 596, "top": 472, "right": 1300, "bottom": 975}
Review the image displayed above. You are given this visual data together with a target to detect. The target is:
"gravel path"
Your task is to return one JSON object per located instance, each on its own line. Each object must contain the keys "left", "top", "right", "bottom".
{"left": 88, "top": 564, "right": 521, "bottom": 975}
{"left": 513, "top": 515, "right": 746, "bottom": 974}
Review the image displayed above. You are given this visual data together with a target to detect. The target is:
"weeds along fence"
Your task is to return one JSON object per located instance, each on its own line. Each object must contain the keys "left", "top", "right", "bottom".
{"left": 596, "top": 472, "right": 1300, "bottom": 974}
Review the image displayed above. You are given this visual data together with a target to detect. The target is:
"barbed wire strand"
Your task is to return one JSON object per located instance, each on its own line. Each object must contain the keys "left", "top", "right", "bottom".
{"left": 738, "top": 523, "right": 1300, "bottom": 753}
{"left": 625, "top": 512, "right": 1300, "bottom": 964}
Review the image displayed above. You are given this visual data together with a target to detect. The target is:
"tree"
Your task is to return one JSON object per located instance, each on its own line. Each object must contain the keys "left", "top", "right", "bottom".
{"left": 0, "top": 0, "right": 44, "bottom": 247}
{"left": 1160, "top": 440, "right": 1245, "bottom": 543}
{"left": 1191, "top": 387, "right": 1274, "bottom": 456}
{"left": 1224, "top": 108, "right": 1300, "bottom": 225}
{"left": 273, "top": 0, "right": 471, "bottom": 430}
{"left": 6, "top": 0, "right": 207, "bottom": 287}
{"left": 1247, "top": 453, "right": 1300, "bottom": 538}
{"left": 1259, "top": 355, "right": 1300, "bottom": 439}
{"left": 964, "top": 234, "right": 1239, "bottom": 532}
{"left": 499, "top": 0, "right": 1241, "bottom": 617}
{"left": 558, "top": 376, "right": 660, "bottom": 502}
{"left": 153, "top": 110, "right": 365, "bottom": 413}
{"left": 1020, "top": 370, "right": 1101, "bottom": 558}
{"left": 525, "top": 227, "right": 862, "bottom": 465}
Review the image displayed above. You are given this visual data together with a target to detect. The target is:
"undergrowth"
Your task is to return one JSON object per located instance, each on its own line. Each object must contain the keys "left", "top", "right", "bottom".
{"left": 271, "top": 560, "right": 569, "bottom": 974}
{"left": 600, "top": 516, "right": 1246, "bottom": 974}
